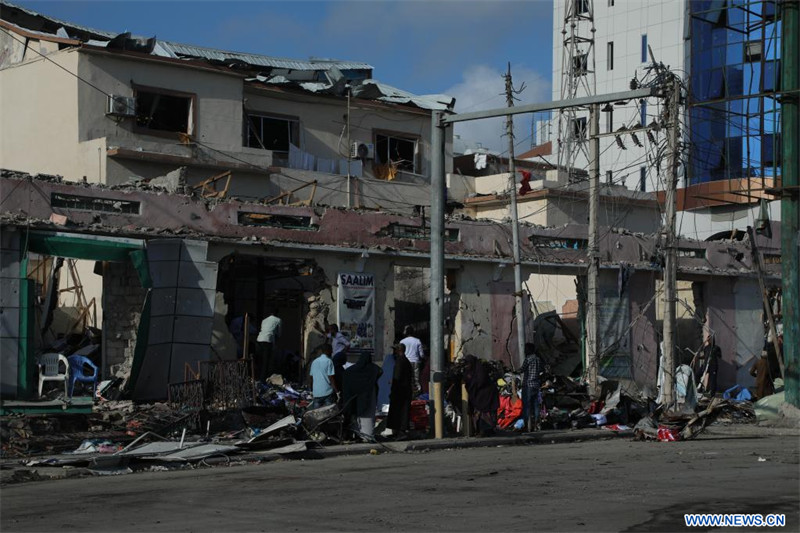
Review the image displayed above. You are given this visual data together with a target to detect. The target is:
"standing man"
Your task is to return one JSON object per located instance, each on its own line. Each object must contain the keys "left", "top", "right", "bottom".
{"left": 400, "top": 325, "right": 424, "bottom": 397}
{"left": 327, "top": 324, "right": 350, "bottom": 391}
{"left": 256, "top": 309, "right": 282, "bottom": 382}
{"left": 703, "top": 335, "right": 722, "bottom": 396}
{"left": 309, "top": 343, "right": 338, "bottom": 409}
{"left": 521, "top": 343, "right": 543, "bottom": 432}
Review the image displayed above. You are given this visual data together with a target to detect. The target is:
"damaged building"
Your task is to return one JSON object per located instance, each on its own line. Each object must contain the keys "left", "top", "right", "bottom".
{"left": 0, "top": 2, "right": 785, "bottom": 411}
{"left": 0, "top": 171, "right": 781, "bottom": 403}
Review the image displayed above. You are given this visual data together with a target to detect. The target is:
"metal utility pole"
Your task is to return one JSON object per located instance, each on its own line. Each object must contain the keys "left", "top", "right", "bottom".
{"left": 781, "top": 0, "right": 799, "bottom": 408}
{"left": 346, "top": 84, "right": 352, "bottom": 208}
{"left": 746, "top": 225, "right": 785, "bottom": 379}
{"left": 430, "top": 110, "right": 446, "bottom": 439}
{"left": 586, "top": 103, "right": 600, "bottom": 397}
{"left": 504, "top": 63, "right": 527, "bottom": 367}
{"left": 431, "top": 86, "right": 660, "bottom": 436}
{"left": 662, "top": 78, "right": 681, "bottom": 409}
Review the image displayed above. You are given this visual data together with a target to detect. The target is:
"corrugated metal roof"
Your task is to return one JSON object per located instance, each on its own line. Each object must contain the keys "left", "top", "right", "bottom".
{"left": 158, "top": 41, "right": 372, "bottom": 72}
{"left": 1, "top": 2, "right": 372, "bottom": 72}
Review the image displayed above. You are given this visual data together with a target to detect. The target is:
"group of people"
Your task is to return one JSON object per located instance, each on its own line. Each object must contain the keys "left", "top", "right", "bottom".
{"left": 460, "top": 344, "right": 544, "bottom": 436}
{"left": 305, "top": 332, "right": 420, "bottom": 440}
{"left": 695, "top": 332, "right": 780, "bottom": 400}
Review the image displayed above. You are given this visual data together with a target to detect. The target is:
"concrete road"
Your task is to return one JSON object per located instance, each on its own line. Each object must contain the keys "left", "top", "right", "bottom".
{"left": 1, "top": 434, "right": 797, "bottom": 532}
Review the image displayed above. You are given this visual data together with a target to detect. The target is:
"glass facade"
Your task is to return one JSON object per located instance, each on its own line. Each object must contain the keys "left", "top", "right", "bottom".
{"left": 688, "top": 0, "right": 781, "bottom": 185}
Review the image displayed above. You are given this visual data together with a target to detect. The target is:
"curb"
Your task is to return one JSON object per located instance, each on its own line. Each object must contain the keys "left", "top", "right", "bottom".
{"left": 312, "top": 428, "right": 635, "bottom": 458}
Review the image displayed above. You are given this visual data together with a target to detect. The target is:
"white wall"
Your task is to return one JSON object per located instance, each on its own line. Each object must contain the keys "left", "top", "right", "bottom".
{"left": 0, "top": 46, "right": 81, "bottom": 179}
{"left": 551, "top": 0, "right": 687, "bottom": 192}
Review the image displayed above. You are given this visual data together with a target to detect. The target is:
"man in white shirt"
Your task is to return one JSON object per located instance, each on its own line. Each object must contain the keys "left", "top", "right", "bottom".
{"left": 256, "top": 310, "right": 282, "bottom": 381}
{"left": 400, "top": 325, "right": 424, "bottom": 396}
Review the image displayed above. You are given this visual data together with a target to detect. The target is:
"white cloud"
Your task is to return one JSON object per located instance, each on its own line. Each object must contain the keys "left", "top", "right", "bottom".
{"left": 445, "top": 64, "right": 550, "bottom": 153}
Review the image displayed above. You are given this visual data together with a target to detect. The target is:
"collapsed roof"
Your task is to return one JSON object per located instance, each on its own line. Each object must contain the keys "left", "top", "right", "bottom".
{"left": 0, "top": 1, "right": 455, "bottom": 112}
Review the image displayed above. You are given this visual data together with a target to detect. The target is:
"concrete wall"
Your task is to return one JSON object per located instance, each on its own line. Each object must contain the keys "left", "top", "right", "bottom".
{"left": 0, "top": 47, "right": 81, "bottom": 179}
{"left": 102, "top": 260, "right": 147, "bottom": 379}
{"left": 677, "top": 200, "right": 782, "bottom": 241}
{"left": 0, "top": 227, "right": 22, "bottom": 397}
{"left": 459, "top": 173, "right": 661, "bottom": 233}
{"left": 704, "top": 277, "right": 762, "bottom": 391}
{"left": 134, "top": 239, "right": 218, "bottom": 400}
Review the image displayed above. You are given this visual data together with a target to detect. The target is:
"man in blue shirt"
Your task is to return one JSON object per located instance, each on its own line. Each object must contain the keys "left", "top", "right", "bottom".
{"left": 309, "top": 343, "right": 338, "bottom": 409}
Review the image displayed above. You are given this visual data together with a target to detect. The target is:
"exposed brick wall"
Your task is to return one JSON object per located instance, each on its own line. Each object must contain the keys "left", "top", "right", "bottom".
{"left": 102, "top": 261, "right": 146, "bottom": 379}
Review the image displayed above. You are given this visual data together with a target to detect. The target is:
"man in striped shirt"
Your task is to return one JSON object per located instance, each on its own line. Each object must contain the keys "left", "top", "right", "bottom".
{"left": 521, "top": 343, "right": 544, "bottom": 432}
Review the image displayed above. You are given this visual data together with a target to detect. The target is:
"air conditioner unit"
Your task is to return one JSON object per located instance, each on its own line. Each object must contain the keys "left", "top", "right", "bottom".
{"left": 350, "top": 142, "right": 375, "bottom": 159}
{"left": 106, "top": 95, "right": 136, "bottom": 117}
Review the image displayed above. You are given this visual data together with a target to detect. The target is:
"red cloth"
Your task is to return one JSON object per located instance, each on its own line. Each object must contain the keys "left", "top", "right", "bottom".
{"left": 409, "top": 400, "right": 429, "bottom": 431}
{"left": 657, "top": 425, "right": 681, "bottom": 442}
{"left": 497, "top": 395, "right": 523, "bottom": 429}
{"left": 518, "top": 170, "right": 532, "bottom": 196}
{"left": 587, "top": 400, "right": 604, "bottom": 414}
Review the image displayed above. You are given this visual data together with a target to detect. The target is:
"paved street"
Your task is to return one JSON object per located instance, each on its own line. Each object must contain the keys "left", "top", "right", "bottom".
{"left": 1, "top": 433, "right": 798, "bottom": 532}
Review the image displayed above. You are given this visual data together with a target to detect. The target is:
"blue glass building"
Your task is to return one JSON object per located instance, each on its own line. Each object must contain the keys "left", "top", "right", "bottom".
{"left": 689, "top": 0, "right": 782, "bottom": 186}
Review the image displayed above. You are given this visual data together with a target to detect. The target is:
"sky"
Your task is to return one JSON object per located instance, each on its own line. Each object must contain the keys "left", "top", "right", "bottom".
{"left": 14, "top": 0, "right": 555, "bottom": 151}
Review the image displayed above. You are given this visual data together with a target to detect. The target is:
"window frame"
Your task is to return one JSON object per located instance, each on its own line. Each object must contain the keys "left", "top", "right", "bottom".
{"left": 641, "top": 34, "right": 648, "bottom": 63}
{"left": 607, "top": 41, "right": 614, "bottom": 71}
{"left": 373, "top": 130, "right": 421, "bottom": 175}
{"left": 132, "top": 83, "right": 196, "bottom": 138}
{"left": 243, "top": 111, "right": 301, "bottom": 155}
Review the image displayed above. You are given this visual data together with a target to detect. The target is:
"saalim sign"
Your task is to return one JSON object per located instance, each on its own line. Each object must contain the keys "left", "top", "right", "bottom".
{"left": 337, "top": 272, "right": 376, "bottom": 354}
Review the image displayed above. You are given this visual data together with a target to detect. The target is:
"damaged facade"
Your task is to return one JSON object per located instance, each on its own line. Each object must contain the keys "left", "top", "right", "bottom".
{"left": 0, "top": 2, "right": 786, "bottom": 412}
{"left": 0, "top": 171, "right": 781, "bottom": 402}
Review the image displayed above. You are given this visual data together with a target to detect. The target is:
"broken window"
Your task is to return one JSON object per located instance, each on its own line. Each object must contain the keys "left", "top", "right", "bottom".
{"left": 51, "top": 193, "right": 140, "bottom": 214}
{"left": 244, "top": 113, "right": 300, "bottom": 153}
{"left": 380, "top": 223, "right": 459, "bottom": 241}
{"left": 375, "top": 133, "right": 418, "bottom": 173}
{"left": 530, "top": 236, "right": 587, "bottom": 249}
{"left": 134, "top": 87, "right": 194, "bottom": 135}
{"left": 237, "top": 211, "right": 316, "bottom": 230}
{"left": 677, "top": 248, "right": 705, "bottom": 258}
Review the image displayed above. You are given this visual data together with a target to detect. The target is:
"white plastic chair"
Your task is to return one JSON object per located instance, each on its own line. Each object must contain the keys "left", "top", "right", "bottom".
{"left": 37, "top": 353, "right": 70, "bottom": 398}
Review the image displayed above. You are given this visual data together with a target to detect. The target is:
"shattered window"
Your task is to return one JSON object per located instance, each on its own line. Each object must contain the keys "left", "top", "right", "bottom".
{"left": 244, "top": 114, "right": 300, "bottom": 153}
{"left": 375, "top": 133, "right": 418, "bottom": 173}
{"left": 135, "top": 89, "right": 193, "bottom": 134}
